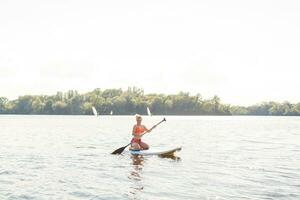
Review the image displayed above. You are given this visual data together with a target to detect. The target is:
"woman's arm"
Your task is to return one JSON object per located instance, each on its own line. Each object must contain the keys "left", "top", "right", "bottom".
{"left": 139, "top": 124, "right": 157, "bottom": 137}
{"left": 143, "top": 125, "right": 149, "bottom": 132}
{"left": 142, "top": 125, "right": 156, "bottom": 134}
{"left": 132, "top": 125, "right": 138, "bottom": 137}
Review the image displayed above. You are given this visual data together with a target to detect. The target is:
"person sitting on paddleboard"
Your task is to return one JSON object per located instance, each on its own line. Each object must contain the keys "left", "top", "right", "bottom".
{"left": 131, "top": 114, "right": 156, "bottom": 150}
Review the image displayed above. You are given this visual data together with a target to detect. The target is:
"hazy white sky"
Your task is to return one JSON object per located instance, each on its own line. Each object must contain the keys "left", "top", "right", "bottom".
{"left": 1, "top": 0, "right": 300, "bottom": 105}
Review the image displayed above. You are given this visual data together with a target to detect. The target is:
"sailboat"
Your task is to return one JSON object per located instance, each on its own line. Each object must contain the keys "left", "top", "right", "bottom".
{"left": 147, "top": 107, "right": 152, "bottom": 116}
{"left": 92, "top": 106, "right": 98, "bottom": 117}
{"left": 110, "top": 110, "right": 113, "bottom": 115}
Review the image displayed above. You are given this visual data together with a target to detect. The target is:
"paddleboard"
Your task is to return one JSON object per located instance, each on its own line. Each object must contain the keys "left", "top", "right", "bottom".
{"left": 129, "top": 147, "right": 181, "bottom": 156}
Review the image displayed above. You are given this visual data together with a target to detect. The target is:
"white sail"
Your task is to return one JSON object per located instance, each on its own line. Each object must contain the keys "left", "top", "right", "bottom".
{"left": 110, "top": 110, "right": 113, "bottom": 115}
{"left": 92, "top": 106, "right": 98, "bottom": 116}
{"left": 147, "top": 107, "right": 152, "bottom": 116}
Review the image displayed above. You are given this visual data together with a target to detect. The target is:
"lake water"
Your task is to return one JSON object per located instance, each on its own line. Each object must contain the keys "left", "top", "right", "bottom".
{"left": 0, "top": 115, "right": 299, "bottom": 200}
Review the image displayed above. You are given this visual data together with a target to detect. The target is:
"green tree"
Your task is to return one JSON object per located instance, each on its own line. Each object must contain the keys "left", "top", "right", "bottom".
{"left": 0, "top": 97, "right": 8, "bottom": 113}
{"left": 32, "top": 98, "right": 45, "bottom": 114}
{"left": 52, "top": 101, "right": 68, "bottom": 115}
{"left": 15, "top": 96, "right": 33, "bottom": 114}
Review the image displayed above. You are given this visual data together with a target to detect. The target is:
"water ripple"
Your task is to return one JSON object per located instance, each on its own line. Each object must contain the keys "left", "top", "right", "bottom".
{"left": 0, "top": 115, "right": 300, "bottom": 200}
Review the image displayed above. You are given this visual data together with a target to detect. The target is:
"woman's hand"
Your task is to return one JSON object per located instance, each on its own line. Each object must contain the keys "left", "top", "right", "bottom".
{"left": 149, "top": 125, "right": 157, "bottom": 132}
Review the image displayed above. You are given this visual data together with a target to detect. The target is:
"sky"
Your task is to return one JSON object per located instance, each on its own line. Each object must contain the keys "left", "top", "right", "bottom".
{"left": 0, "top": 0, "right": 300, "bottom": 105}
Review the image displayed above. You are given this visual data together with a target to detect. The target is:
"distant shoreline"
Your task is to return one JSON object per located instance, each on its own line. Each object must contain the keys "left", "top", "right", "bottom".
{"left": 1, "top": 87, "right": 299, "bottom": 116}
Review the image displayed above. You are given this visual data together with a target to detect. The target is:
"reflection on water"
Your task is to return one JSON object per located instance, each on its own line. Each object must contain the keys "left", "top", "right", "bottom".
{"left": 131, "top": 155, "right": 144, "bottom": 167}
{"left": 159, "top": 155, "right": 181, "bottom": 161}
{"left": 127, "top": 154, "right": 181, "bottom": 199}
{"left": 127, "top": 155, "right": 145, "bottom": 199}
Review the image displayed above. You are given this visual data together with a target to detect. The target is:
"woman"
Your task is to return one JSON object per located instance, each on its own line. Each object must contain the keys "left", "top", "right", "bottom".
{"left": 131, "top": 114, "right": 156, "bottom": 150}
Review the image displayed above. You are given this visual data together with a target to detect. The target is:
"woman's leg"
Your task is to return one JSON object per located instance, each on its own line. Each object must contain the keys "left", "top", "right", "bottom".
{"left": 139, "top": 141, "right": 149, "bottom": 150}
{"left": 131, "top": 142, "right": 141, "bottom": 150}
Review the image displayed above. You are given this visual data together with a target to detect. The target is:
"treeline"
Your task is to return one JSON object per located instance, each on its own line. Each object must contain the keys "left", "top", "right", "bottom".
{"left": 231, "top": 102, "right": 300, "bottom": 116}
{"left": 0, "top": 87, "right": 299, "bottom": 115}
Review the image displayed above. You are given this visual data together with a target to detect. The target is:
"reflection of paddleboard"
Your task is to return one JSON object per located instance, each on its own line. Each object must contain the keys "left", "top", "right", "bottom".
{"left": 129, "top": 147, "right": 181, "bottom": 156}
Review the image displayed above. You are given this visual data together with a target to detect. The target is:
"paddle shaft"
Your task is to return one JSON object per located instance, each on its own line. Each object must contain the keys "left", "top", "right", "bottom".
{"left": 140, "top": 118, "right": 166, "bottom": 137}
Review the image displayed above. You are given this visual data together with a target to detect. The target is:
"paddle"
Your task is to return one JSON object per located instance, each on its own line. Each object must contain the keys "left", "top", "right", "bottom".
{"left": 111, "top": 118, "right": 166, "bottom": 154}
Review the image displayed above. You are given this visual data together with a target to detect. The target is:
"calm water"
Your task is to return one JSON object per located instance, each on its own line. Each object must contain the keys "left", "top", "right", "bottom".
{"left": 0, "top": 115, "right": 299, "bottom": 200}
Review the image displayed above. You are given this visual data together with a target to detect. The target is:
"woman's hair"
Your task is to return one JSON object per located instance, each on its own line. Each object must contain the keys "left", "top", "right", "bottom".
{"left": 135, "top": 114, "right": 142, "bottom": 119}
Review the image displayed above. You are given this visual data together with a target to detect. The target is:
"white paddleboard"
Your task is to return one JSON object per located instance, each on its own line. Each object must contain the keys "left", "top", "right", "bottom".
{"left": 129, "top": 147, "right": 182, "bottom": 156}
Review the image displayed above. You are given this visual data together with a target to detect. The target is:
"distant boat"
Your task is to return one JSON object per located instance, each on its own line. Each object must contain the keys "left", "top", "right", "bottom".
{"left": 147, "top": 107, "right": 152, "bottom": 116}
{"left": 110, "top": 110, "right": 113, "bottom": 115}
{"left": 92, "top": 106, "right": 98, "bottom": 116}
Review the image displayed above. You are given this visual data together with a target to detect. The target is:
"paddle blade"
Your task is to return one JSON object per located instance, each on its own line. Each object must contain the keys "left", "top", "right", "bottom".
{"left": 111, "top": 146, "right": 127, "bottom": 154}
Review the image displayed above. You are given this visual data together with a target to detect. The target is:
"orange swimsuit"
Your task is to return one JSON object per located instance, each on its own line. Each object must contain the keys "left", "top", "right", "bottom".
{"left": 131, "top": 125, "right": 145, "bottom": 145}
